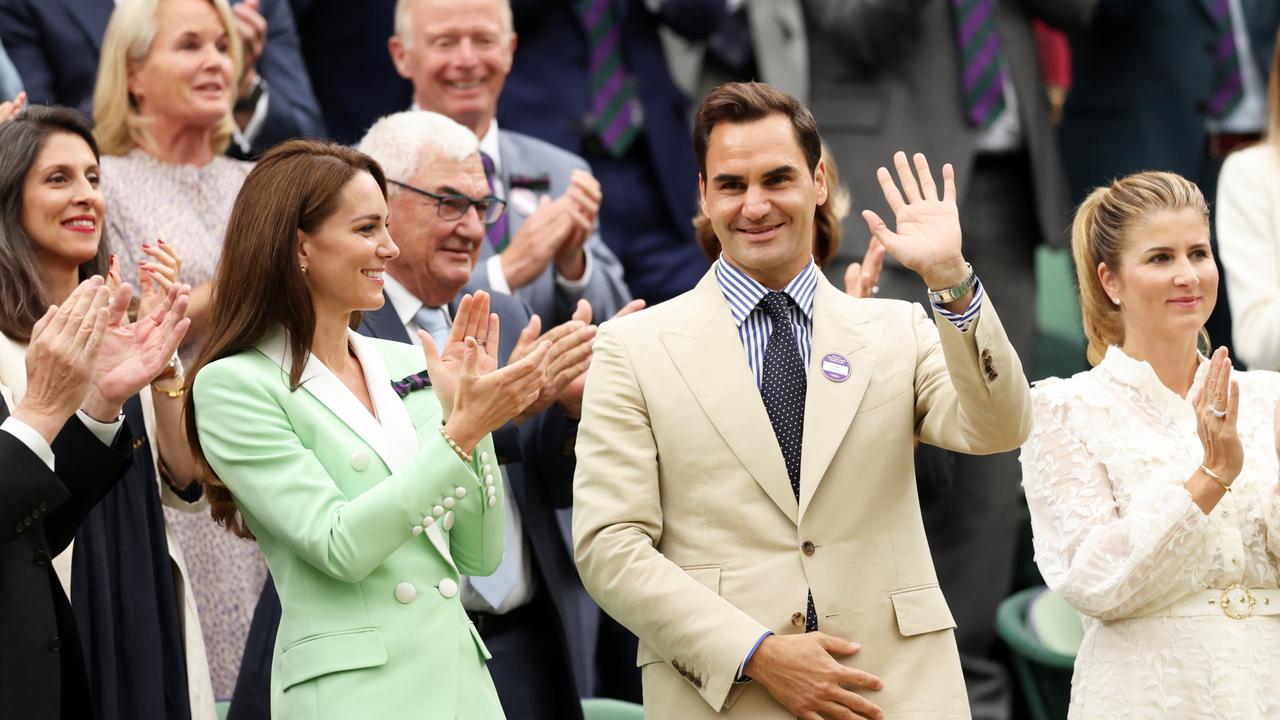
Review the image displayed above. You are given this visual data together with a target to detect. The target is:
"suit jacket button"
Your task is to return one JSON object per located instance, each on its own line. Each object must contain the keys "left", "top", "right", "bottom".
{"left": 14, "top": 522, "right": 23, "bottom": 534}
{"left": 48, "top": 636, "right": 61, "bottom": 652}
{"left": 23, "top": 516, "right": 32, "bottom": 527}
{"left": 801, "top": 541, "right": 816, "bottom": 556}
{"left": 38, "top": 502, "right": 47, "bottom": 512}
{"left": 351, "top": 450, "right": 371, "bottom": 471}
{"left": 394, "top": 582, "right": 417, "bottom": 604}
{"left": 439, "top": 578, "right": 459, "bottom": 599}
{"left": 33, "top": 550, "right": 49, "bottom": 566}
{"left": 791, "top": 612, "right": 805, "bottom": 627}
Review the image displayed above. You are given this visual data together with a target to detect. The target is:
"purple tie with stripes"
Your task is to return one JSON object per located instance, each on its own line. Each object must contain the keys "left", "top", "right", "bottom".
{"left": 1208, "top": 0, "right": 1244, "bottom": 118}
{"left": 576, "top": 0, "right": 644, "bottom": 157}
{"left": 951, "top": 0, "right": 1007, "bottom": 129}
{"left": 480, "top": 151, "right": 509, "bottom": 252}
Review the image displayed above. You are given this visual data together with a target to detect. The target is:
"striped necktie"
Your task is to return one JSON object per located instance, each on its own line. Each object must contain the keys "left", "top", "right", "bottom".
{"left": 1208, "top": 0, "right": 1244, "bottom": 118}
{"left": 951, "top": 0, "right": 1007, "bottom": 129}
{"left": 576, "top": 0, "right": 644, "bottom": 157}
{"left": 480, "top": 151, "right": 509, "bottom": 251}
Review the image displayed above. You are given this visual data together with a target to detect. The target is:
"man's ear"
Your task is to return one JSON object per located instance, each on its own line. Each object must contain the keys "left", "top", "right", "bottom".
{"left": 388, "top": 34, "right": 412, "bottom": 80}
{"left": 813, "top": 159, "right": 828, "bottom": 207}
{"left": 698, "top": 173, "right": 709, "bottom": 218}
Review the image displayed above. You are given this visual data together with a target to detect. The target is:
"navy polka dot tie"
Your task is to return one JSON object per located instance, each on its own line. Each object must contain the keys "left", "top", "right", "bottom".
{"left": 759, "top": 292, "right": 816, "bottom": 631}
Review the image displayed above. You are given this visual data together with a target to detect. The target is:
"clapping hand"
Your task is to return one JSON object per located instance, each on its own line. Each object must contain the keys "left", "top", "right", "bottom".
{"left": 861, "top": 152, "right": 969, "bottom": 293}
{"left": 12, "top": 277, "right": 112, "bottom": 443}
{"left": 420, "top": 291, "right": 499, "bottom": 422}
{"left": 81, "top": 282, "right": 192, "bottom": 422}
{"left": 1192, "top": 347, "right": 1243, "bottom": 485}
{"left": 0, "top": 91, "right": 26, "bottom": 124}
{"left": 843, "top": 238, "right": 886, "bottom": 299}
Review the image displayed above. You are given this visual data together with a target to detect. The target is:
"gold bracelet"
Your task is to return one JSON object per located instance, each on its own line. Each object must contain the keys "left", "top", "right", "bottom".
{"left": 151, "top": 377, "right": 186, "bottom": 399}
{"left": 1199, "top": 464, "right": 1232, "bottom": 492}
{"left": 438, "top": 424, "right": 472, "bottom": 464}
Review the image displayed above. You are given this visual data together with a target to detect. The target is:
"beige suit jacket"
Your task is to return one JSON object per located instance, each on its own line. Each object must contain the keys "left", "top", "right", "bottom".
{"left": 573, "top": 265, "right": 1032, "bottom": 718}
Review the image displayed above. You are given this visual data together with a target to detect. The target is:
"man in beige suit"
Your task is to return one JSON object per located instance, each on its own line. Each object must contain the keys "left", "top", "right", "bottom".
{"left": 573, "top": 82, "right": 1032, "bottom": 719}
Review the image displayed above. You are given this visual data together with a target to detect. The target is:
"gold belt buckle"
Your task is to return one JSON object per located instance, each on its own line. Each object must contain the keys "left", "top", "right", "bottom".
{"left": 1219, "top": 582, "right": 1256, "bottom": 620}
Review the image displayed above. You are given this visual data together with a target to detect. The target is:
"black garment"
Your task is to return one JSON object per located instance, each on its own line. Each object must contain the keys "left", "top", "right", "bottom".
{"left": 72, "top": 396, "right": 194, "bottom": 720}
{"left": 0, "top": 398, "right": 133, "bottom": 720}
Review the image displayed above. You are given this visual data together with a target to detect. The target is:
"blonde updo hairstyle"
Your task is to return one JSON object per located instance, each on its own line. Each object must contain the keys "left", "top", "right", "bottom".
{"left": 93, "top": 0, "right": 243, "bottom": 157}
{"left": 1071, "top": 171, "right": 1210, "bottom": 366}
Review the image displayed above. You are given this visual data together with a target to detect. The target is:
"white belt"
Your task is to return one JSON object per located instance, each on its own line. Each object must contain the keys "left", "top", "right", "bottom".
{"left": 1143, "top": 583, "right": 1280, "bottom": 620}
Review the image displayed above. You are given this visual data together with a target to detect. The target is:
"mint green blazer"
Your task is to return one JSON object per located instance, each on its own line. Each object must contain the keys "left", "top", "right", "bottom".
{"left": 192, "top": 328, "right": 506, "bottom": 719}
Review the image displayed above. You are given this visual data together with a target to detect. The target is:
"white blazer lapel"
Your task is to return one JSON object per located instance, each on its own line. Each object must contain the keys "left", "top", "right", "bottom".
{"left": 255, "top": 329, "right": 402, "bottom": 475}
{"left": 347, "top": 331, "right": 419, "bottom": 471}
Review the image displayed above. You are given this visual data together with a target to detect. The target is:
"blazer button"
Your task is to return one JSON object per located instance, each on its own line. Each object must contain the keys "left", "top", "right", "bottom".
{"left": 439, "top": 578, "right": 459, "bottom": 599}
{"left": 33, "top": 550, "right": 49, "bottom": 566}
{"left": 394, "top": 582, "right": 417, "bottom": 604}
{"left": 14, "top": 522, "right": 23, "bottom": 534}
{"left": 442, "top": 511, "right": 455, "bottom": 531}
{"left": 48, "top": 636, "right": 61, "bottom": 652}
{"left": 351, "top": 450, "right": 370, "bottom": 471}
{"left": 38, "top": 501, "right": 47, "bottom": 512}
{"left": 801, "top": 541, "right": 816, "bottom": 556}
{"left": 791, "top": 612, "right": 805, "bottom": 628}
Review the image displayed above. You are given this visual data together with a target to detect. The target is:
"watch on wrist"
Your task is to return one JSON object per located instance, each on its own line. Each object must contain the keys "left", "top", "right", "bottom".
{"left": 235, "top": 74, "right": 266, "bottom": 115}
{"left": 926, "top": 263, "right": 977, "bottom": 305}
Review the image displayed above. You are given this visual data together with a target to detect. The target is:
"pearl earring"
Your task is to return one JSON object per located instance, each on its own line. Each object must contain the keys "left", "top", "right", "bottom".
{"left": 1110, "top": 296, "right": 1120, "bottom": 306}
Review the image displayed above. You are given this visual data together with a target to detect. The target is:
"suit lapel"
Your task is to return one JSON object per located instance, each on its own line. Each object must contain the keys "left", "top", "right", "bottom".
{"left": 797, "top": 279, "right": 882, "bottom": 520}
{"left": 358, "top": 294, "right": 412, "bottom": 343}
{"left": 1196, "top": 0, "right": 1222, "bottom": 24}
{"left": 662, "top": 271, "right": 797, "bottom": 523}
{"left": 495, "top": 131, "right": 530, "bottom": 241}
{"left": 255, "top": 329, "right": 405, "bottom": 475}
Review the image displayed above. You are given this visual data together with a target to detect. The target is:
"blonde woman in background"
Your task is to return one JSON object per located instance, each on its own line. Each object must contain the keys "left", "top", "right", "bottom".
{"left": 93, "top": 0, "right": 259, "bottom": 702}
{"left": 1217, "top": 38, "right": 1280, "bottom": 371}
{"left": 1021, "top": 171, "right": 1280, "bottom": 718}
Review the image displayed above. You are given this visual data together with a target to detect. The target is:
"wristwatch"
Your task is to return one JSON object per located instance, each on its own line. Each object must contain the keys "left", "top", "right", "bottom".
{"left": 926, "top": 263, "right": 977, "bottom": 305}
{"left": 235, "top": 74, "right": 267, "bottom": 115}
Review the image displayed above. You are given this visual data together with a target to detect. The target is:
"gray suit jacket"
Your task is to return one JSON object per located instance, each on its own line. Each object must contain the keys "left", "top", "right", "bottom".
{"left": 466, "top": 129, "right": 632, "bottom": 325}
{"left": 805, "top": 0, "right": 1092, "bottom": 268}
{"left": 663, "top": 0, "right": 809, "bottom": 107}
{"left": 0, "top": 38, "right": 20, "bottom": 99}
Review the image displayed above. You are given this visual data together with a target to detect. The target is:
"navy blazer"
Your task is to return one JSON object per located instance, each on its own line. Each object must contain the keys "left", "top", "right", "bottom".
{"left": 498, "top": 0, "right": 725, "bottom": 263}
{"left": 1061, "top": 0, "right": 1280, "bottom": 203}
{"left": 287, "top": 0, "right": 410, "bottom": 145}
{"left": 0, "top": 399, "right": 132, "bottom": 720}
{"left": 0, "top": 0, "right": 326, "bottom": 159}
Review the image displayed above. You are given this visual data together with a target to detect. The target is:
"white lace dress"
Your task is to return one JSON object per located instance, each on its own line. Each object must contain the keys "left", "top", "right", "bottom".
{"left": 1021, "top": 346, "right": 1280, "bottom": 719}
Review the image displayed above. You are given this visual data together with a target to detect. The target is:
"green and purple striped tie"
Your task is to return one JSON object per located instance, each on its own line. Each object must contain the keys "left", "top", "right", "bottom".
{"left": 952, "top": 0, "right": 1007, "bottom": 129}
{"left": 1208, "top": 0, "right": 1244, "bottom": 118}
{"left": 577, "top": 0, "right": 644, "bottom": 157}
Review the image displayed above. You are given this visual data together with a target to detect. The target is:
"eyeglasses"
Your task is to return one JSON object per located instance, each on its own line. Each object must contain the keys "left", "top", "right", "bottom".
{"left": 389, "top": 180, "right": 507, "bottom": 225}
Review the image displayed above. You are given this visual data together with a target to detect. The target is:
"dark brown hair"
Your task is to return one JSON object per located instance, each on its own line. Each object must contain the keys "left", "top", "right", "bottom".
{"left": 185, "top": 138, "right": 388, "bottom": 537}
{"left": 0, "top": 106, "right": 110, "bottom": 341}
{"left": 694, "top": 141, "right": 851, "bottom": 268}
{"left": 692, "top": 81, "right": 822, "bottom": 178}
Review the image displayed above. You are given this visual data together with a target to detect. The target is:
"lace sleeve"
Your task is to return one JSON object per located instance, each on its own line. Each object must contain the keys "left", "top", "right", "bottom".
{"left": 1021, "top": 386, "right": 1218, "bottom": 620}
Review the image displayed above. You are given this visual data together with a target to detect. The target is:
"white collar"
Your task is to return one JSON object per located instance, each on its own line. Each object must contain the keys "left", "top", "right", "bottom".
{"left": 382, "top": 273, "right": 427, "bottom": 328}
{"left": 478, "top": 117, "right": 502, "bottom": 175}
{"left": 253, "top": 326, "right": 420, "bottom": 473}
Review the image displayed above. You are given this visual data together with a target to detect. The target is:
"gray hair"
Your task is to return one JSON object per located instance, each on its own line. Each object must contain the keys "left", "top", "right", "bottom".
{"left": 357, "top": 110, "right": 481, "bottom": 188}
{"left": 393, "top": 0, "right": 513, "bottom": 50}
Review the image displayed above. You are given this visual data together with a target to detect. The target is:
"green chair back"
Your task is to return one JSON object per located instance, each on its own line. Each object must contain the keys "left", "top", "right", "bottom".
{"left": 1029, "top": 588, "right": 1084, "bottom": 656}
{"left": 996, "top": 586, "right": 1076, "bottom": 720}
{"left": 582, "top": 697, "right": 644, "bottom": 720}
{"left": 215, "top": 700, "right": 231, "bottom": 720}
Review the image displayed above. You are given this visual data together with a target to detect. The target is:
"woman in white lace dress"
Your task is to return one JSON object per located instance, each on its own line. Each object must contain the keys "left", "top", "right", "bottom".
{"left": 1021, "top": 171, "right": 1280, "bottom": 719}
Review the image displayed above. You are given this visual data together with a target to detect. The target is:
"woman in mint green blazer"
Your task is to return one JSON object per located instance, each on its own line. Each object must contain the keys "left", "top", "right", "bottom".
{"left": 184, "top": 140, "right": 548, "bottom": 720}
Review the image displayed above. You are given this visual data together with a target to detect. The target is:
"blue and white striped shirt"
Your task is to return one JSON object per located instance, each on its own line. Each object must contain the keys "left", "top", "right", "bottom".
{"left": 714, "top": 256, "right": 985, "bottom": 388}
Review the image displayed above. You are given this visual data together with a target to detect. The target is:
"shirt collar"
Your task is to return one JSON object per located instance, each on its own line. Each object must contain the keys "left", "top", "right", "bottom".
{"left": 382, "top": 273, "right": 427, "bottom": 328}
{"left": 714, "top": 255, "right": 818, "bottom": 327}
{"left": 477, "top": 118, "right": 502, "bottom": 175}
